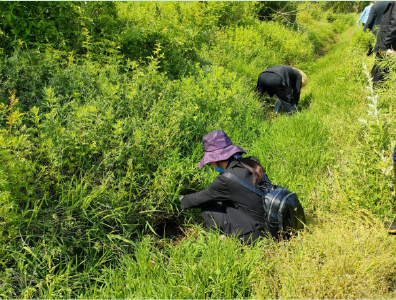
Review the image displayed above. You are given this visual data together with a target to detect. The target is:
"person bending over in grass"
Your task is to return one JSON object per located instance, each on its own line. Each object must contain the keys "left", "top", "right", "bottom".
{"left": 179, "top": 130, "right": 269, "bottom": 244}
{"left": 256, "top": 65, "right": 307, "bottom": 114}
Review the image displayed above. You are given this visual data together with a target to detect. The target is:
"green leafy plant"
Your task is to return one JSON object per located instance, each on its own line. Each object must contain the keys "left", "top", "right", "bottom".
{"left": 1, "top": 3, "right": 395, "bottom": 299}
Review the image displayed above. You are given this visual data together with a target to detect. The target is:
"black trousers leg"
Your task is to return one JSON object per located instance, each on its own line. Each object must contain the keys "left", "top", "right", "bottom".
{"left": 200, "top": 202, "right": 265, "bottom": 244}
{"left": 367, "top": 42, "right": 374, "bottom": 56}
{"left": 276, "top": 97, "right": 297, "bottom": 114}
{"left": 239, "top": 227, "right": 266, "bottom": 245}
{"left": 371, "top": 52, "right": 388, "bottom": 83}
{"left": 200, "top": 201, "right": 227, "bottom": 232}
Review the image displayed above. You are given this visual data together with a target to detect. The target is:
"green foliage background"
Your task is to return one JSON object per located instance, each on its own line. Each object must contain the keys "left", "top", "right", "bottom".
{"left": 0, "top": 1, "right": 395, "bottom": 299}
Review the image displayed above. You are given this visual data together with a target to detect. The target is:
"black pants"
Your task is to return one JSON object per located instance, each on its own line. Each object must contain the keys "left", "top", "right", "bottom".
{"left": 257, "top": 72, "right": 297, "bottom": 113}
{"left": 200, "top": 201, "right": 226, "bottom": 231}
{"left": 200, "top": 201, "right": 265, "bottom": 244}
{"left": 367, "top": 43, "right": 374, "bottom": 56}
{"left": 371, "top": 52, "right": 390, "bottom": 83}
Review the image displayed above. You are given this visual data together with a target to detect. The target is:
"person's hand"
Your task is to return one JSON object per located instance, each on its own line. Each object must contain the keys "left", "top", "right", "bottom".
{"left": 379, "top": 49, "right": 395, "bottom": 55}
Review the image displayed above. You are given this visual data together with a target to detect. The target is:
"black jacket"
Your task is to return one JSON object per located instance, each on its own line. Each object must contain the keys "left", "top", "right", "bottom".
{"left": 364, "top": 1, "right": 389, "bottom": 34}
{"left": 181, "top": 158, "right": 267, "bottom": 235}
{"left": 374, "top": 1, "right": 396, "bottom": 52}
{"left": 257, "top": 65, "right": 302, "bottom": 105}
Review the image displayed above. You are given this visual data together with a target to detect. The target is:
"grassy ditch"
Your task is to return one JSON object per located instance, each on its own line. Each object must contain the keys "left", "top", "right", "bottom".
{"left": 0, "top": 2, "right": 395, "bottom": 298}
{"left": 77, "top": 26, "right": 396, "bottom": 300}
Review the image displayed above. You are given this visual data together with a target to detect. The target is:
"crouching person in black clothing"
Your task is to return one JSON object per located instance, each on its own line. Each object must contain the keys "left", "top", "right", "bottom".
{"left": 180, "top": 130, "right": 268, "bottom": 244}
{"left": 256, "top": 65, "right": 308, "bottom": 114}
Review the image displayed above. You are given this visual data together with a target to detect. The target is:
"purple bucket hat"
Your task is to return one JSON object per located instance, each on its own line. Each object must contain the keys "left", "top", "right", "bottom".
{"left": 197, "top": 130, "right": 247, "bottom": 168}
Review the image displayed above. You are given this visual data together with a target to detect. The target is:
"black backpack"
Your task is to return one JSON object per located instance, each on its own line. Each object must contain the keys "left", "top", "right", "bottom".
{"left": 222, "top": 172, "right": 306, "bottom": 240}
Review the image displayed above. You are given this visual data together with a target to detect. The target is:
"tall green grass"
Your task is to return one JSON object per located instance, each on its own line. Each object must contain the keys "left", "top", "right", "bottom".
{"left": 85, "top": 229, "right": 268, "bottom": 299}
{"left": 79, "top": 26, "right": 396, "bottom": 300}
{"left": 1, "top": 2, "right": 395, "bottom": 298}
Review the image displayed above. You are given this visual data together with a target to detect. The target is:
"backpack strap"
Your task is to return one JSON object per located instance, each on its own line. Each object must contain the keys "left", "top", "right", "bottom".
{"left": 221, "top": 172, "right": 266, "bottom": 197}
{"left": 277, "top": 212, "right": 283, "bottom": 232}
{"left": 262, "top": 172, "right": 272, "bottom": 184}
{"left": 277, "top": 193, "right": 292, "bottom": 233}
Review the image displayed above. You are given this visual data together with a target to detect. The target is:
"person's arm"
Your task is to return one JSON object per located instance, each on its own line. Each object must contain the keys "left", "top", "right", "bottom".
{"left": 292, "top": 83, "right": 301, "bottom": 105}
{"left": 180, "top": 175, "right": 230, "bottom": 209}
{"left": 290, "top": 72, "right": 302, "bottom": 105}
{"left": 381, "top": 6, "right": 396, "bottom": 50}
{"left": 256, "top": 75, "right": 267, "bottom": 97}
{"left": 358, "top": 7, "right": 367, "bottom": 23}
{"left": 364, "top": 5, "right": 377, "bottom": 31}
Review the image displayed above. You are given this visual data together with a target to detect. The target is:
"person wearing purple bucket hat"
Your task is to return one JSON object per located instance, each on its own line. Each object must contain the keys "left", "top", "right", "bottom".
{"left": 180, "top": 130, "right": 270, "bottom": 244}
{"left": 197, "top": 129, "right": 248, "bottom": 169}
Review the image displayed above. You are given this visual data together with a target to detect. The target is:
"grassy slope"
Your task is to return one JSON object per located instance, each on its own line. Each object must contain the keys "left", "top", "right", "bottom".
{"left": 252, "top": 26, "right": 396, "bottom": 298}
{"left": 1, "top": 5, "right": 395, "bottom": 297}
{"left": 78, "top": 26, "right": 396, "bottom": 299}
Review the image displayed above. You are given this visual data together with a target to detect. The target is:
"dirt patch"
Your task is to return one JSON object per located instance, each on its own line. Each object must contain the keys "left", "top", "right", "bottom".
{"left": 154, "top": 215, "right": 186, "bottom": 239}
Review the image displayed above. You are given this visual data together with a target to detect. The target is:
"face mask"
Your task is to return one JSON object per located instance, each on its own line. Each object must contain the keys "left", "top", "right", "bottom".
{"left": 214, "top": 166, "right": 224, "bottom": 173}
{"left": 233, "top": 153, "right": 242, "bottom": 160}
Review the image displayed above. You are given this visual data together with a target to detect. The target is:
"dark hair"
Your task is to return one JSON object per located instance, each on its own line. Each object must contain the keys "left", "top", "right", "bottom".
{"left": 239, "top": 157, "right": 265, "bottom": 185}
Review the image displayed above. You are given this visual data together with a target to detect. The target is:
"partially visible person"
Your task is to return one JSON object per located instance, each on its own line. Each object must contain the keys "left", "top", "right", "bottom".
{"left": 371, "top": 1, "right": 396, "bottom": 83}
{"left": 364, "top": 1, "right": 389, "bottom": 55}
{"left": 358, "top": 1, "right": 374, "bottom": 26}
{"left": 364, "top": 1, "right": 389, "bottom": 33}
{"left": 256, "top": 65, "right": 308, "bottom": 115}
{"left": 180, "top": 130, "right": 269, "bottom": 244}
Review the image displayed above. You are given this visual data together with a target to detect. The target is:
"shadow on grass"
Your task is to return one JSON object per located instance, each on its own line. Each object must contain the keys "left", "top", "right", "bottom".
{"left": 154, "top": 212, "right": 202, "bottom": 240}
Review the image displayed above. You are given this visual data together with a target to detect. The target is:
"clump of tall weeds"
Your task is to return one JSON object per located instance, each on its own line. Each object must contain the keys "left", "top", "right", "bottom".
{"left": 0, "top": 90, "right": 24, "bottom": 136}
{"left": 349, "top": 62, "right": 395, "bottom": 214}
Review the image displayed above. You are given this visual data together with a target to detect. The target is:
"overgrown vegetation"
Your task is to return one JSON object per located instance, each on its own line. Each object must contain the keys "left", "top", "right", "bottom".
{"left": 1, "top": 1, "right": 395, "bottom": 298}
